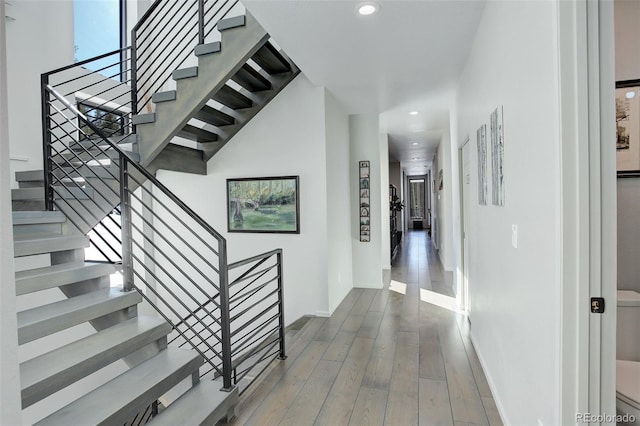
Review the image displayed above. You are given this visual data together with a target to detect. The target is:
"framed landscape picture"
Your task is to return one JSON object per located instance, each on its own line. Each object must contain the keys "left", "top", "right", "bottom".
{"left": 227, "top": 176, "right": 300, "bottom": 233}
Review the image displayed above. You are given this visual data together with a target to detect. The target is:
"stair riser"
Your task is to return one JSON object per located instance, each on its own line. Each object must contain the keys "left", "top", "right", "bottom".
{"left": 14, "top": 235, "right": 89, "bottom": 258}
{"left": 12, "top": 211, "right": 66, "bottom": 225}
{"left": 18, "top": 181, "right": 44, "bottom": 189}
{"left": 13, "top": 223, "right": 62, "bottom": 238}
{"left": 16, "top": 263, "right": 119, "bottom": 296}
{"left": 12, "top": 200, "right": 45, "bottom": 212}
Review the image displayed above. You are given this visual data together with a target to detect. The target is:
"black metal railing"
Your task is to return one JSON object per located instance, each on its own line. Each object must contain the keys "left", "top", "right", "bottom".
{"left": 41, "top": 49, "right": 132, "bottom": 261}
{"left": 42, "top": 84, "right": 285, "bottom": 393}
{"left": 227, "top": 249, "right": 285, "bottom": 393}
{"left": 131, "top": 0, "right": 240, "bottom": 114}
{"left": 39, "top": 0, "right": 285, "bottom": 398}
{"left": 43, "top": 84, "right": 234, "bottom": 389}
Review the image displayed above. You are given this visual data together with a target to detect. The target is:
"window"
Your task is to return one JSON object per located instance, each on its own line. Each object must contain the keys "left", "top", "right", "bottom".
{"left": 409, "top": 178, "right": 425, "bottom": 219}
{"left": 77, "top": 100, "right": 126, "bottom": 140}
{"left": 74, "top": 0, "right": 126, "bottom": 76}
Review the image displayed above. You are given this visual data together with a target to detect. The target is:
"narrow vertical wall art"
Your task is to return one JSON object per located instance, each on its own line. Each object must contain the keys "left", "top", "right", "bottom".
{"left": 359, "top": 161, "right": 370, "bottom": 242}
{"left": 476, "top": 124, "right": 488, "bottom": 205}
{"left": 490, "top": 106, "right": 505, "bottom": 206}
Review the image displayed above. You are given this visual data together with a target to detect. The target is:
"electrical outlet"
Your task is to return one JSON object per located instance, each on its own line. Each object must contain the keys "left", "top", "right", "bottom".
{"left": 511, "top": 224, "right": 518, "bottom": 248}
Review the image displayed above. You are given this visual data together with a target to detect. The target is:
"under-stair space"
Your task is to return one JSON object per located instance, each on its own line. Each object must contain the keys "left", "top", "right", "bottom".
{"left": 133, "top": 12, "right": 300, "bottom": 174}
{"left": 12, "top": 204, "right": 238, "bottom": 425}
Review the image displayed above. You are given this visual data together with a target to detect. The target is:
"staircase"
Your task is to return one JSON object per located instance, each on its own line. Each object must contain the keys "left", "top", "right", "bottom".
{"left": 9, "top": 1, "right": 294, "bottom": 424}
{"left": 134, "top": 12, "right": 299, "bottom": 172}
{"left": 13, "top": 210, "right": 238, "bottom": 425}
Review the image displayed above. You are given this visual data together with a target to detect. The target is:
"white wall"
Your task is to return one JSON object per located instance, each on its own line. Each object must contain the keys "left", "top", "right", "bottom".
{"left": 5, "top": 0, "right": 75, "bottom": 186}
{"left": 157, "top": 75, "right": 333, "bottom": 322}
{"left": 350, "top": 114, "right": 383, "bottom": 289}
{"left": 325, "top": 90, "right": 353, "bottom": 313}
{"left": 438, "top": 126, "right": 455, "bottom": 272}
{"left": 449, "top": 108, "right": 462, "bottom": 296}
{"left": 433, "top": 132, "right": 454, "bottom": 271}
{"left": 615, "top": 0, "right": 640, "bottom": 293}
{"left": 379, "top": 133, "right": 390, "bottom": 270}
{"left": 0, "top": 2, "right": 22, "bottom": 423}
{"left": 455, "top": 2, "right": 562, "bottom": 425}
{"left": 615, "top": 0, "right": 640, "bottom": 82}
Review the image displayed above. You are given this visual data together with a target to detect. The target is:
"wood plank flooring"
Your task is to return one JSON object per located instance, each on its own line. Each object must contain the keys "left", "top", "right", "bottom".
{"left": 227, "top": 231, "right": 503, "bottom": 426}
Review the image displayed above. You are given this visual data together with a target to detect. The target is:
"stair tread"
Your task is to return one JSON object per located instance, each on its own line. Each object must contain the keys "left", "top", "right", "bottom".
{"left": 218, "top": 15, "right": 246, "bottom": 31}
{"left": 15, "top": 262, "right": 119, "bottom": 296}
{"left": 35, "top": 348, "right": 203, "bottom": 426}
{"left": 21, "top": 316, "right": 172, "bottom": 408}
{"left": 212, "top": 85, "right": 252, "bottom": 110}
{"left": 15, "top": 170, "right": 45, "bottom": 182}
{"left": 252, "top": 41, "right": 292, "bottom": 74}
{"left": 193, "top": 105, "right": 234, "bottom": 127}
{"left": 14, "top": 233, "right": 90, "bottom": 257}
{"left": 173, "top": 66, "right": 198, "bottom": 81}
{"left": 149, "top": 380, "right": 238, "bottom": 426}
{"left": 12, "top": 211, "right": 66, "bottom": 225}
{"left": 232, "top": 63, "right": 272, "bottom": 92}
{"left": 17, "top": 288, "right": 141, "bottom": 345}
{"left": 177, "top": 124, "right": 218, "bottom": 143}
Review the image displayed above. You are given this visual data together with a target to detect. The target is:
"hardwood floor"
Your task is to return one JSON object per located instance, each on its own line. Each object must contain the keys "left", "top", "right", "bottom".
{"left": 228, "top": 230, "right": 502, "bottom": 426}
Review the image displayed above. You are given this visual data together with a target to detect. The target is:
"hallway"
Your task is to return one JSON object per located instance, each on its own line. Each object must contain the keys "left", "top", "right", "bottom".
{"left": 228, "top": 230, "right": 503, "bottom": 425}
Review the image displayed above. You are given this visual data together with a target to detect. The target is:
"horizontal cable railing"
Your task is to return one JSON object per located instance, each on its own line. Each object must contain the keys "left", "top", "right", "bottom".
{"left": 43, "top": 85, "right": 234, "bottom": 390}
{"left": 131, "top": 0, "right": 241, "bottom": 114}
{"left": 41, "top": 48, "right": 134, "bottom": 259}
{"left": 227, "top": 249, "right": 285, "bottom": 393}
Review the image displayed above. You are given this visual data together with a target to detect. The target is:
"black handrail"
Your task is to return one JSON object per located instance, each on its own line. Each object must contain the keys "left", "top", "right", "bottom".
{"left": 39, "top": 0, "right": 287, "bottom": 398}
{"left": 45, "top": 85, "right": 226, "bottom": 242}
{"left": 44, "top": 84, "right": 234, "bottom": 389}
{"left": 43, "top": 47, "right": 132, "bottom": 77}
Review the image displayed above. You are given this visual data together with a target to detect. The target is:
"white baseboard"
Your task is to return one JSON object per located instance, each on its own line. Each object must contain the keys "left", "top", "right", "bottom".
{"left": 315, "top": 310, "right": 330, "bottom": 318}
{"left": 469, "top": 333, "right": 509, "bottom": 426}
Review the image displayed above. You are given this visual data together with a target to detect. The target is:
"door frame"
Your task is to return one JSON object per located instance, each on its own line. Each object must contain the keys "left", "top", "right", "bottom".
{"left": 558, "top": 0, "right": 616, "bottom": 422}
{"left": 458, "top": 138, "right": 471, "bottom": 314}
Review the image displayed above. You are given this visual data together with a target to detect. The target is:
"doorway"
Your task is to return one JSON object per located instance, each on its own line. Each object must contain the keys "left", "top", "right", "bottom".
{"left": 460, "top": 139, "right": 471, "bottom": 314}
{"left": 406, "top": 174, "right": 428, "bottom": 231}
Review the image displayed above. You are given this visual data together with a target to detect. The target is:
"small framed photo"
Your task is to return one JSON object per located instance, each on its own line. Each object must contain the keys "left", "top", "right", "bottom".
{"left": 617, "top": 80, "right": 640, "bottom": 174}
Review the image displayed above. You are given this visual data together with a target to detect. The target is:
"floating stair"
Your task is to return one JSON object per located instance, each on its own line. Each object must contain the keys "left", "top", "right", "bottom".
{"left": 17, "top": 288, "right": 141, "bottom": 344}
{"left": 15, "top": 262, "right": 119, "bottom": 296}
{"left": 21, "top": 316, "right": 171, "bottom": 408}
{"left": 34, "top": 349, "right": 203, "bottom": 426}
{"left": 134, "top": 12, "right": 300, "bottom": 172}
{"left": 14, "top": 233, "right": 89, "bottom": 257}
{"left": 9, "top": 7, "right": 299, "bottom": 425}
{"left": 12, "top": 212, "right": 238, "bottom": 424}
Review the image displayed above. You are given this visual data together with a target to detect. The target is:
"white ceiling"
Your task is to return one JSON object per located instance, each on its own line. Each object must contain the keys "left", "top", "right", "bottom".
{"left": 243, "top": 0, "right": 486, "bottom": 173}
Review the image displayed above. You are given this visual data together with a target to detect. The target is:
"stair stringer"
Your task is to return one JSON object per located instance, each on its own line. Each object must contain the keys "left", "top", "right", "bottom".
{"left": 137, "top": 12, "right": 270, "bottom": 167}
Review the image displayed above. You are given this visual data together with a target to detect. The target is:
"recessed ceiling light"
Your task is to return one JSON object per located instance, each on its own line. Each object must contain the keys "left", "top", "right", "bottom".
{"left": 409, "top": 111, "right": 419, "bottom": 115}
{"left": 356, "top": 1, "right": 379, "bottom": 16}
{"left": 627, "top": 91, "right": 636, "bottom": 99}
{"left": 411, "top": 142, "right": 419, "bottom": 146}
